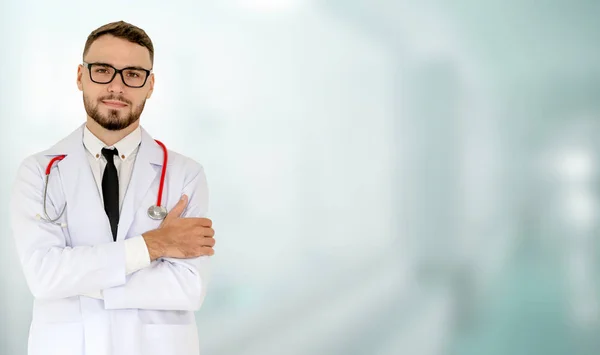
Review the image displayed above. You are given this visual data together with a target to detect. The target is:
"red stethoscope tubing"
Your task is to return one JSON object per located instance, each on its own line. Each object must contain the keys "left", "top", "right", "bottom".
{"left": 153, "top": 139, "right": 167, "bottom": 208}
{"left": 45, "top": 139, "right": 168, "bottom": 208}
{"left": 45, "top": 155, "right": 66, "bottom": 175}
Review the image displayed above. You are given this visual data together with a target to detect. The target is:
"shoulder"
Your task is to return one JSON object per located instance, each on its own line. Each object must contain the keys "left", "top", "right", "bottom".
{"left": 12, "top": 153, "right": 51, "bottom": 197}
{"left": 165, "top": 149, "right": 207, "bottom": 185}
{"left": 16, "top": 153, "right": 49, "bottom": 178}
{"left": 17, "top": 146, "right": 68, "bottom": 179}
{"left": 16, "top": 124, "right": 83, "bottom": 176}
{"left": 142, "top": 125, "right": 206, "bottom": 180}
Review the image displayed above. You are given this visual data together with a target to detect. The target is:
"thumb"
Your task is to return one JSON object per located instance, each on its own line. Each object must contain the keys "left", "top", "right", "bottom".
{"left": 164, "top": 194, "right": 188, "bottom": 222}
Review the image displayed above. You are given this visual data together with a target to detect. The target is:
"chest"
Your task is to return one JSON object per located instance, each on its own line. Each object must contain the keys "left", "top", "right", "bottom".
{"left": 48, "top": 162, "right": 184, "bottom": 247}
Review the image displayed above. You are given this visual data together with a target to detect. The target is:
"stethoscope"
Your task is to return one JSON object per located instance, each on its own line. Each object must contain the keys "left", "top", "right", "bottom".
{"left": 36, "top": 139, "right": 168, "bottom": 228}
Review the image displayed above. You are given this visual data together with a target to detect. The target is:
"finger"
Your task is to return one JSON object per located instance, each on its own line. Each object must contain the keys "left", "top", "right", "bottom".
{"left": 201, "top": 236, "right": 215, "bottom": 247}
{"left": 202, "top": 227, "right": 215, "bottom": 237}
{"left": 183, "top": 217, "right": 212, "bottom": 228}
{"left": 194, "top": 246, "right": 215, "bottom": 256}
{"left": 192, "top": 225, "right": 215, "bottom": 238}
{"left": 164, "top": 195, "right": 188, "bottom": 222}
{"left": 199, "top": 218, "right": 212, "bottom": 228}
{"left": 198, "top": 246, "right": 214, "bottom": 256}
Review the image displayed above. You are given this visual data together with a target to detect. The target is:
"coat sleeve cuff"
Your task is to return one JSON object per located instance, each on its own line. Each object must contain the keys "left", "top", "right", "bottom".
{"left": 124, "top": 235, "right": 151, "bottom": 275}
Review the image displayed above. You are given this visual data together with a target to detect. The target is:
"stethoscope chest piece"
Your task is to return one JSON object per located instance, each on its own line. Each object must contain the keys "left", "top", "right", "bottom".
{"left": 148, "top": 205, "right": 168, "bottom": 220}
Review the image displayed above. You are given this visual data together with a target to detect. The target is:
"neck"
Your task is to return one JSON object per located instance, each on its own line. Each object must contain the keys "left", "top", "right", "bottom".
{"left": 86, "top": 116, "right": 140, "bottom": 147}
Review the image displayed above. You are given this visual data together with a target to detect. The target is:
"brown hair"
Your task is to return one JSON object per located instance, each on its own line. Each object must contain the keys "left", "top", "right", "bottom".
{"left": 82, "top": 20, "right": 154, "bottom": 65}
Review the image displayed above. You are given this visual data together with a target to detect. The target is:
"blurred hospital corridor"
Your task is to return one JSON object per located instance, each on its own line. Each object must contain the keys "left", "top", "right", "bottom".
{"left": 1, "top": 1, "right": 600, "bottom": 354}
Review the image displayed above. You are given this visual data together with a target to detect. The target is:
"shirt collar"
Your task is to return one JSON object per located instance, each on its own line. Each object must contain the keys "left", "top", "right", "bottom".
{"left": 83, "top": 124, "right": 142, "bottom": 161}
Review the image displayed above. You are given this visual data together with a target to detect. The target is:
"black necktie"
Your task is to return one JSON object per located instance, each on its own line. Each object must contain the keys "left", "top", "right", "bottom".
{"left": 101, "top": 148, "right": 119, "bottom": 241}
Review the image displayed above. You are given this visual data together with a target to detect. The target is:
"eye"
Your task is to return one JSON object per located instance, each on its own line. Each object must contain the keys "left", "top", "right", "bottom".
{"left": 92, "top": 65, "right": 112, "bottom": 74}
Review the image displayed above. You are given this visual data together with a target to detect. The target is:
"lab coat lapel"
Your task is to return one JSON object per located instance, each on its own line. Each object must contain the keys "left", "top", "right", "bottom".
{"left": 115, "top": 127, "right": 164, "bottom": 241}
{"left": 42, "top": 124, "right": 113, "bottom": 243}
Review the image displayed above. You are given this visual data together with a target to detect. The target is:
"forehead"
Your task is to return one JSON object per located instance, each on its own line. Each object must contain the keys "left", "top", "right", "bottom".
{"left": 85, "top": 34, "right": 152, "bottom": 68}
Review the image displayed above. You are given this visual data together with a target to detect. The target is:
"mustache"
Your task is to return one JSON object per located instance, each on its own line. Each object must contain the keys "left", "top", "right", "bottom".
{"left": 99, "top": 95, "right": 131, "bottom": 105}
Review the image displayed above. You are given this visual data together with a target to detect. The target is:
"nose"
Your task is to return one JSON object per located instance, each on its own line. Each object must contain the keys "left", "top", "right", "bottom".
{"left": 107, "top": 72, "right": 126, "bottom": 94}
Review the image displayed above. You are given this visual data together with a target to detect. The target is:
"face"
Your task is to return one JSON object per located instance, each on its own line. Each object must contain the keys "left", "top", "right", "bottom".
{"left": 77, "top": 35, "right": 154, "bottom": 131}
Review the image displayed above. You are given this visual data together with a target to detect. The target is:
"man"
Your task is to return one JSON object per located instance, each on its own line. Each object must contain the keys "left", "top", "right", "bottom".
{"left": 10, "top": 21, "right": 215, "bottom": 355}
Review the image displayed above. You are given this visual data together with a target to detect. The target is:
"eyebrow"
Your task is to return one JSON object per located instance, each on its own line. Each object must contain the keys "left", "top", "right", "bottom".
{"left": 91, "top": 62, "right": 151, "bottom": 71}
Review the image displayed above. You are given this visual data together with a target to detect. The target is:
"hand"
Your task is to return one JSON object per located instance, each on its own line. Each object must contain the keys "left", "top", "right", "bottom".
{"left": 142, "top": 195, "right": 216, "bottom": 261}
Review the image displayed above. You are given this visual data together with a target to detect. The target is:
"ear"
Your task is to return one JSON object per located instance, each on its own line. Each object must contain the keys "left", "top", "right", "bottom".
{"left": 76, "top": 64, "right": 83, "bottom": 91}
{"left": 146, "top": 73, "right": 155, "bottom": 99}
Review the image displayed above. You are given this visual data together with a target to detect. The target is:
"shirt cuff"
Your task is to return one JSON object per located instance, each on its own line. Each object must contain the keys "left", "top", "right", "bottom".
{"left": 124, "top": 235, "right": 152, "bottom": 275}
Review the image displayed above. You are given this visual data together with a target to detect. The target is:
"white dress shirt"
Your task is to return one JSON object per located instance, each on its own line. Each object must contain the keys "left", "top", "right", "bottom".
{"left": 81, "top": 125, "right": 151, "bottom": 299}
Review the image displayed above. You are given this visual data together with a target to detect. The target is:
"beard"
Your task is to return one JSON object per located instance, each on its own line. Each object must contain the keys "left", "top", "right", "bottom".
{"left": 84, "top": 93, "right": 145, "bottom": 131}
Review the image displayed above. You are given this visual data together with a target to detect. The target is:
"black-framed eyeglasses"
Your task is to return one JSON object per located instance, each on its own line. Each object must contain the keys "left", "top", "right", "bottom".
{"left": 83, "top": 61, "right": 152, "bottom": 88}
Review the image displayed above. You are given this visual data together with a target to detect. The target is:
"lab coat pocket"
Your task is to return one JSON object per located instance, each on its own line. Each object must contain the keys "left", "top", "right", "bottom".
{"left": 28, "top": 321, "right": 84, "bottom": 355}
{"left": 141, "top": 323, "right": 200, "bottom": 355}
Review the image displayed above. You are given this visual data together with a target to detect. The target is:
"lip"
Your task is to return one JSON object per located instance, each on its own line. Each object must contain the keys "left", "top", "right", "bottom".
{"left": 102, "top": 100, "right": 128, "bottom": 108}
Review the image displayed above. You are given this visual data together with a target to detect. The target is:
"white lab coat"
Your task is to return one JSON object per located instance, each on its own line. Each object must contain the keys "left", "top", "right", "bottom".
{"left": 10, "top": 124, "right": 211, "bottom": 355}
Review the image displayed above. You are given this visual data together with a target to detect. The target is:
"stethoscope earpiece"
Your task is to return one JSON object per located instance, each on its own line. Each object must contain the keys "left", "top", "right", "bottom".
{"left": 35, "top": 212, "right": 67, "bottom": 228}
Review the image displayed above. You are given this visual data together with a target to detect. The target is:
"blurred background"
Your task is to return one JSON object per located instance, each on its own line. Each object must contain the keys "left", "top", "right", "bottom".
{"left": 1, "top": 0, "right": 600, "bottom": 354}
